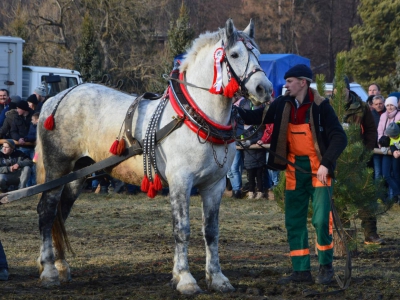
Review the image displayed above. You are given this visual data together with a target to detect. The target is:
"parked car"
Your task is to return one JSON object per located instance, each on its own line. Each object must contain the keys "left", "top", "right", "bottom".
{"left": 282, "top": 82, "right": 368, "bottom": 102}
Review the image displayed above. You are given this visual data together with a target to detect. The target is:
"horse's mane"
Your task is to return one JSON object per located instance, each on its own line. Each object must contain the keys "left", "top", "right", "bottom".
{"left": 180, "top": 27, "right": 259, "bottom": 72}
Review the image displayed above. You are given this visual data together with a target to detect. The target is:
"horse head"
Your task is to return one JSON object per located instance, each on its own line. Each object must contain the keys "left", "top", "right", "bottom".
{"left": 223, "top": 19, "right": 273, "bottom": 106}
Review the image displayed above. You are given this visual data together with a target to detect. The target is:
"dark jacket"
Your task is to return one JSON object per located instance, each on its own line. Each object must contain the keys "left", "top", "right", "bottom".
{"left": 343, "top": 91, "right": 377, "bottom": 150}
{"left": 0, "top": 109, "right": 18, "bottom": 139}
{"left": 238, "top": 88, "right": 347, "bottom": 174}
{"left": 10, "top": 110, "right": 34, "bottom": 141}
{"left": 24, "top": 123, "right": 37, "bottom": 142}
{"left": 0, "top": 149, "right": 33, "bottom": 174}
{"left": 242, "top": 125, "right": 265, "bottom": 169}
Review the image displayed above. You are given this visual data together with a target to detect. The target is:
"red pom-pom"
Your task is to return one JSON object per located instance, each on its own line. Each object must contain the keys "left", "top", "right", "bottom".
{"left": 116, "top": 138, "right": 126, "bottom": 155}
{"left": 153, "top": 174, "right": 162, "bottom": 191}
{"left": 141, "top": 175, "right": 150, "bottom": 192}
{"left": 44, "top": 114, "right": 55, "bottom": 130}
{"left": 223, "top": 77, "right": 239, "bottom": 98}
{"left": 147, "top": 182, "right": 157, "bottom": 198}
{"left": 109, "top": 139, "right": 119, "bottom": 155}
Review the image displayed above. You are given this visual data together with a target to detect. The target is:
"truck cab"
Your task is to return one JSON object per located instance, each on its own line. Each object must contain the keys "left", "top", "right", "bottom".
{"left": 0, "top": 36, "right": 82, "bottom": 99}
{"left": 22, "top": 66, "right": 82, "bottom": 99}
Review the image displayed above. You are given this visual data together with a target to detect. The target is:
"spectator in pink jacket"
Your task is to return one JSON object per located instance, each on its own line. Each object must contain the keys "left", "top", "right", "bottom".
{"left": 377, "top": 96, "right": 400, "bottom": 202}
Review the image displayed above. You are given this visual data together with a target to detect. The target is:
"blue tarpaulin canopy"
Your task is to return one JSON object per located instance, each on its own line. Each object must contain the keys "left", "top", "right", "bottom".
{"left": 258, "top": 54, "right": 310, "bottom": 96}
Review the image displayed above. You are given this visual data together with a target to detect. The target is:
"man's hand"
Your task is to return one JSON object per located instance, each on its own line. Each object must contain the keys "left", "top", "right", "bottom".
{"left": 317, "top": 165, "right": 329, "bottom": 185}
{"left": 394, "top": 150, "right": 400, "bottom": 159}
{"left": 9, "top": 164, "right": 19, "bottom": 172}
{"left": 18, "top": 138, "right": 25, "bottom": 145}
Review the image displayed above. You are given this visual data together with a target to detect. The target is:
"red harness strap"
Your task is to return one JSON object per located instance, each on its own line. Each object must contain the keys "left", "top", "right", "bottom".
{"left": 168, "top": 86, "right": 234, "bottom": 144}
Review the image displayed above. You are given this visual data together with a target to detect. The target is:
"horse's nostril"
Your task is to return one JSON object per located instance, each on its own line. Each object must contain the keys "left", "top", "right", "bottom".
{"left": 256, "top": 84, "right": 265, "bottom": 95}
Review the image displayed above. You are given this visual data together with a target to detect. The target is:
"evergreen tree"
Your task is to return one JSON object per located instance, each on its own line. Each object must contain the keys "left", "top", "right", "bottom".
{"left": 345, "top": 0, "right": 400, "bottom": 94}
{"left": 329, "top": 53, "right": 388, "bottom": 226}
{"left": 167, "top": 2, "right": 195, "bottom": 59}
{"left": 74, "top": 13, "right": 102, "bottom": 82}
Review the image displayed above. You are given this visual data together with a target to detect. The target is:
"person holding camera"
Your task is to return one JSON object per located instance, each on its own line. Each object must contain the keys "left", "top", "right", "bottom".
{"left": 378, "top": 96, "right": 400, "bottom": 203}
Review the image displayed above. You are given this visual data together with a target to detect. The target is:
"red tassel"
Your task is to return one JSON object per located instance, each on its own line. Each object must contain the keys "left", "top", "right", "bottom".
{"left": 44, "top": 114, "right": 55, "bottom": 130}
{"left": 116, "top": 138, "right": 126, "bottom": 155}
{"left": 153, "top": 174, "right": 162, "bottom": 191}
{"left": 147, "top": 182, "right": 157, "bottom": 198}
{"left": 141, "top": 175, "right": 150, "bottom": 192}
{"left": 109, "top": 139, "right": 119, "bottom": 155}
{"left": 223, "top": 77, "right": 239, "bottom": 98}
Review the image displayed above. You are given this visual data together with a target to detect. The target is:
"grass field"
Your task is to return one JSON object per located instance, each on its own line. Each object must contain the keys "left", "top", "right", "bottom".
{"left": 1, "top": 190, "right": 400, "bottom": 299}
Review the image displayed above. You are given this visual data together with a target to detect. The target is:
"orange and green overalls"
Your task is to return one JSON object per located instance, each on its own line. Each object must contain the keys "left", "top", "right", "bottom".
{"left": 285, "top": 106, "right": 333, "bottom": 272}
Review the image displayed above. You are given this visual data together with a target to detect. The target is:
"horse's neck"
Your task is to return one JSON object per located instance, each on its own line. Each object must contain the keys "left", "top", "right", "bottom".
{"left": 184, "top": 51, "right": 232, "bottom": 126}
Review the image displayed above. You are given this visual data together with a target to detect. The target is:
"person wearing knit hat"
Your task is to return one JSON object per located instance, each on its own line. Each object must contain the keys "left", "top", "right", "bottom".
{"left": 284, "top": 64, "right": 313, "bottom": 82}
{"left": 333, "top": 75, "right": 350, "bottom": 91}
{"left": 340, "top": 74, "right": 385, "bottom": 246}
{"left": 16, "top": 100, "right": 30, "bottom": 112}
{"left": 26, "top": 94, "right": 38, "bottom": 106}
{"left": 26, "top": 94, "right": 39, "bottom": 111}
{"left": 3, "top": 139, "right": 15, "bottom": 150}
{"left": 237, "top": 62, "right": 347, "bottom": 285}
{"left": 34, "top": 85, "right": 46, "bottom": 98}
{"left": 10, "top": 95, "right": 21, "bottom": 103}
{"left": 385, "top": 96, "right": 398, "bottom": 108}
{"left": 11, "top": 100, "right": 34, "bottom": 146}
{"left": 385, "top": 122, "right": 400, "bottom": 138}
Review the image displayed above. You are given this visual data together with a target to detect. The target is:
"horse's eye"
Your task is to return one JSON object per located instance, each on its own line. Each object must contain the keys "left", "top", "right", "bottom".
{"left": 230, "top": 52, "right": 239, "bottom": 59}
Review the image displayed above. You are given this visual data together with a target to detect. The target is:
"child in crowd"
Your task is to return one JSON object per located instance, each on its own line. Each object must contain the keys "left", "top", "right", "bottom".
{"left": 385, "top": 121, "right": 400, "bottom": 203}
{"left": 22, "top": 112, "right": 39, "bottom": 186}
{"left": 240, "top": 98, "right": 266, "bottom": 199}
{"left": 388, "top": 122, "right": 400, "bottom": 159}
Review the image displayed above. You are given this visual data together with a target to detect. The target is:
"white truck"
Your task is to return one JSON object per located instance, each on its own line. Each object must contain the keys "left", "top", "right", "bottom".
{"left": 0, "top": 36, "right": 83, "bottom": 99}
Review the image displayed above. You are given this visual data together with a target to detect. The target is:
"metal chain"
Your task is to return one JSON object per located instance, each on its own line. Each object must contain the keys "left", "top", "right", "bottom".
{"left": 211, "top": 141, "right": 229, "bottom": 168}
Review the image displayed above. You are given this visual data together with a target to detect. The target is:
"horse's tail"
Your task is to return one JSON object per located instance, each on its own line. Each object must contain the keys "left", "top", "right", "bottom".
{"left": 35, "top": 133, "right": 45, "bottom": 185}
{"left": 52, "top": 202, "right": 74, "bottom": 258}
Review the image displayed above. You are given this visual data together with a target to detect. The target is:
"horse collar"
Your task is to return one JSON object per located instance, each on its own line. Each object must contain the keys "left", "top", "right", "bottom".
{"left": 168, "top": 69, "right": 235, "bottom": 145}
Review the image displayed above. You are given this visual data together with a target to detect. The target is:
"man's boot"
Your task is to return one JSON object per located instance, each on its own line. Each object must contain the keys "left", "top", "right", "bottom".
{"left": 277, "top": 271, "right": 313, "bottom": 285}
{"left": 315, "top": 263, "right": 334, "bottom": 284}
{"left": 232, "top": 190, "right": 242, "bottom": 199}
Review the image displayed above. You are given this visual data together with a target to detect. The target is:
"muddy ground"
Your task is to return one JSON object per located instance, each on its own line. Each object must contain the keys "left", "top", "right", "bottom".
{"left": 1, "top": 191, "right": 400, "bottom": 299}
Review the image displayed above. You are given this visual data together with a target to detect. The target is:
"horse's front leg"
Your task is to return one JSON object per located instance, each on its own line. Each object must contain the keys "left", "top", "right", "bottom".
{"left": 169, "top": 185, "right": 203, "bottom": 295}
{"left": 36, "top": 187, "right": 64, "bottom": 286}
{"left": 200, "top": 179, "right": 235, "bottom": 293}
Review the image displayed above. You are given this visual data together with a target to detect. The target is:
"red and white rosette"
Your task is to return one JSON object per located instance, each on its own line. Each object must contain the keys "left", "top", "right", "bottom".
{"left": 209, "top": 47, "right": 225, "bottom": 95}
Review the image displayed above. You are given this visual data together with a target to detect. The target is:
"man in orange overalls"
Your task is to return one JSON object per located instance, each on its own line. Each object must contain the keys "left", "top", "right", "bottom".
{"left": 237, "top": 64, "right": 347, "bottom": 285}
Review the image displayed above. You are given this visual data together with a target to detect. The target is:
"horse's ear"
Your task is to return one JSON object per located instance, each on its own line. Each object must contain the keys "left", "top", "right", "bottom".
{"left": 243, "top": 19, "right": 255, "bottom": 39}
{"left": 225, "top": 18, "right": 236, "bottom": 40}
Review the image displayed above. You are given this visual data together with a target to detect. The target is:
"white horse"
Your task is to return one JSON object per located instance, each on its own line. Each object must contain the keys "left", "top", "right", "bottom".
{"left": 35, "top": 18, "right": 272, "bottom": 294}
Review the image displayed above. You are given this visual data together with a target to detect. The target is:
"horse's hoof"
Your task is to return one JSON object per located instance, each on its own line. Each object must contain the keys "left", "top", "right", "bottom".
{"left": 208, "top": 273, "right": 235, "bottom": 293}
{"left": 212, "top": 281, "right": 235, "bottom": 293}
{"left": 55, "top": 260, "right": 71, "bottom": 282}
{"left": 40, "top": 278, "right": 61, "bottom": 287}
{"left": 177, "top": 283, "right": 204, "bottom": 295}
{"left": 171, "top": 273, "right": 204, "bottom": 295}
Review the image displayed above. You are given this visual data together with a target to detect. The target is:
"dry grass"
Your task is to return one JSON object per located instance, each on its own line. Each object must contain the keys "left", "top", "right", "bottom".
{"left": 1, "top": 191, "right": 400, "bottom": 299}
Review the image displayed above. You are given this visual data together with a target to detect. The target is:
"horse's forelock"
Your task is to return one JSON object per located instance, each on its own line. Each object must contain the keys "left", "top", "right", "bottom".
{"left": 225, "top": 30, "right": 259, "bottom": 51}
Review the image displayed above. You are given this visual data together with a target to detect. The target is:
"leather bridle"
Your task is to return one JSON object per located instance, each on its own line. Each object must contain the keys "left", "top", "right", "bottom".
{"left": 223, "top": 39, "right": 266, "bottom": 98}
